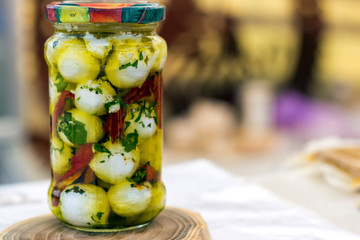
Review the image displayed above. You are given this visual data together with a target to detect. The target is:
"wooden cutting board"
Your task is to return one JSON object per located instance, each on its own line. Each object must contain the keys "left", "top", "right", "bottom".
{"left": 0, "top": 207, "right": 211, "bottom": 240}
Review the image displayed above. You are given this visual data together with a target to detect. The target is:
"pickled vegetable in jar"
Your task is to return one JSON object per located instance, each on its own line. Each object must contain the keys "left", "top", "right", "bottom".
{"left": 45, "top": 1, "right": 166, "bottom": 232}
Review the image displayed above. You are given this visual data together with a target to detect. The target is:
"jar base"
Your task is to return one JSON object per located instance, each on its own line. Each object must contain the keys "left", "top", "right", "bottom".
{"left": 63, "top": 222, "right": 150, "bottom": 233}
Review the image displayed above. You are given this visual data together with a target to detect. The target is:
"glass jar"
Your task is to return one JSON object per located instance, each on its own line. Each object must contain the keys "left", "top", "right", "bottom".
{"left": 45, "top": 2, "right": 166, "bottom": 232}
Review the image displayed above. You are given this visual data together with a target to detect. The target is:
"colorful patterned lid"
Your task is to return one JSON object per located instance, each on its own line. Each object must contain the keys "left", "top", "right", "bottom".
{"left": 46, "top": 1, "right": 166, "bottom": 24}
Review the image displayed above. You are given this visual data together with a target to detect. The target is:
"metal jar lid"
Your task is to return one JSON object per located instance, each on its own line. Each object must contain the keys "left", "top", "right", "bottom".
{"left": 46, "top": 1, "right": 166, "bottom": 24}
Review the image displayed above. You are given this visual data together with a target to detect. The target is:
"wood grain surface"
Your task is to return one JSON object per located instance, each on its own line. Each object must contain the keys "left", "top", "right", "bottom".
{"left": 0, "top": 207, "right": 211, "bottom": 240}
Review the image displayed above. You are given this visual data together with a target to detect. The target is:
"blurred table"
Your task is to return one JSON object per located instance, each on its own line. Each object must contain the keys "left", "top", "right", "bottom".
{"left": 0, "top": 160, "right": 359, "bottom": 240}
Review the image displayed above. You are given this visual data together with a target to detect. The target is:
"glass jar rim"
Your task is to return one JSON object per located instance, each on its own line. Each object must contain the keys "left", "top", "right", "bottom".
{"left": 46, "top": 1, "right": 166, "bottom": 24}
{"left": 52, "top": 22, "right": 160, "bottom": 33}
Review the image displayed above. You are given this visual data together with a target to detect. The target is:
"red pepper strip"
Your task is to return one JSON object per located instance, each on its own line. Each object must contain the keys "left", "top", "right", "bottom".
{"left": 103, "top": 74, "right": 161, "bottom": 142}
{"left": 51, "top": 144, "right": 95, "bottom": 207}
{"left": 103, "top": 108, "right": 126, "bottom": 143}
{"left": 52, "top": 91, "right": 75, "bottom": 133}
{"left": 152, "top": 73, "right": 163, "bottom": 129}
{"left": 51, "top": 186, "right": 62, "bottom": 207}
{"left": 124, "top": 75, "right": 156, "bottom": 104}
{"left": 138, "top": 164, "right": 158, "bottom": 184}
{"left": 124, "top": 73, "right": 163, "bottom": 128}
{"left": 56, "top": 143, "right": 95, "bottom": 184}
{"left": 83, "top": 167, "right": 96, "bottom": 185}
{"left": 51, "top": 170, "right": 83, "bottom": 207}
{"left": 56, "top": 170, "right": 84, "bottom": 191}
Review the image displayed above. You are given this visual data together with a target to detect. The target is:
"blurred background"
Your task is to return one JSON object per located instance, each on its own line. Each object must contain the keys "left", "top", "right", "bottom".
{"left": 2, "top": 0, "right": 360, "bottom": 183}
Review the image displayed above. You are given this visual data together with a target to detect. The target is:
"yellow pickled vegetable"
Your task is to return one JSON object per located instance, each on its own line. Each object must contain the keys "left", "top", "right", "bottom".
{"left": 48, "top": 181, "right": 65, "bottom": 222}
{"left": 90, "top": 140, "right": 140, "bottom": 184}
{"left": 134, "top": 182, "right": 166, "bottom": 223}
{"left": 60, "top": 184, "right": 110, "bottom": 227}
{"left": 74, "top": 79, "right": 116, "bottom": 116}
{"left": 58, "top": 43, "right": 100, "bottom": 83}
{"left": 50, "top": 137, "right": 73, "bottom": 176}
{"left": 105, "top": 45, "right": 156, "bottom": 89}
{"left": 108, "top": 181, "right": 152, "bottom": 217}
{"left": 138, "top": 130, "right": 162, "bottom": 171}
{"left": 45, "top": 35, "right": 78, "bottom": 66}
{"left": 83, "top": 32, "right": 113, "bottom": 59}
{"left": 124, "top": 101, "right": 157, "bottom": 141}
{"left": 149, "top": 36, "right": 167, "bottom": 73}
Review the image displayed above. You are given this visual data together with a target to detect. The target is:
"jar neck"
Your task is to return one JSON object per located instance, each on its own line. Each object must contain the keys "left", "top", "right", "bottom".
{"left": 53, "top": 22, "right": 159, "bottom": 35}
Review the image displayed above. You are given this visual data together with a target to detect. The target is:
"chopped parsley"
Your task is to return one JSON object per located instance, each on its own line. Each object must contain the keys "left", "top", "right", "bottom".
{"left": 58, "top": 112, "right": 87, "bottom": 146}
{"left": 127, "top": 168, "right": 147, "bottom": 186}
{"left": 93, "top": 143, "right": 112, "bottom": 158}
{"left": 139, "top": 51, "right": 144, "bottom": 61}
{"left": 81, "top": 85, "right": 103, "bottom": 95}
{"left": 91, "top": 212, "right": 104, "bottom": 223}
{"left": 132, "top": 101, "right": 158, "bottom": 126}
{"left": 54, "top": 73, "right": 68, "bottom": 92}
{"left": 105, "top": 95, "right": 128, "bottom": 113}
{"left": 135, "top": 103, "right": 145, "bottom": 122}
{"left": 119, "top": 60, "right": 139, "bottom": 70}
{"left": 94, "top": 87, "right": 103, "bottom": 94}
{"left": 122, "top": 130, "right": 138, "bottom": 153}
{"left": 65, "top": 186, "right": 85, "bottom": 194}
{"left": 123, "top": 121, "right": 131, "bottom": 133}
{"left": 67, "top": 97, "right": 74, "bottom": 105}
{"left": 51, "top": 138, "right": 65, "bottom": 154}
{"left": 139, "top": 121, "right": 145, "bottom": 128}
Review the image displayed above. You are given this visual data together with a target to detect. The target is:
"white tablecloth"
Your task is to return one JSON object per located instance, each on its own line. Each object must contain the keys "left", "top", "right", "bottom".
{"left": 0, "top": 160, "right": 359, "bottom": 240}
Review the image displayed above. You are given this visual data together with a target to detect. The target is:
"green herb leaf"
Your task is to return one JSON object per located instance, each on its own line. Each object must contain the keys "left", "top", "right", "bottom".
{"left": 65, "top": 186, "right": 85, "bottom": 194}
{"left": 51, "top": 138, "right": 65, "bottom": 154}
{"left": 132, "top": 60, "right": 139, "bottom": 68}
{"left": 139, "top": 51, "right": 144, "bottom": 61}
{"left": 119, "top": 60, "right": 139, "bottom": 70}
{"left": 127, "top": 168, "right": 147, "bottom": 186}
{"left": 97, "top": 212, "right": 104, "bottom": 220}
{"left": 135, "top": 102, "right": 145, "bottom": 122}
{"left": 54, "top": 73, "right": 68, "bottom": 92}
{"left": 134, "top": 168, "right": 147, "bottom": 184}
{"left": 105, "top": 96, "right": 128, "bottom": 113}
{"left": 123, "top": 121, "right": 131, "bottom": 133}
{"left": 58, "top": 112, "right": 87, "bottom": 146}
{"left": 139, "top": 121, "right": 145, "bottom": 128}
{"left": 119, "top": 62, "right": 131, "bottom": 70}
{"left": 91, "top": 212, "right": 104, "bottom": 223}
{"left": 122, "top": 130, "right": 138, "bottom": 153}
{"left": 95, "top": 87, "right": 103, "bottom": 94}
{"left": 93, "top": 143, "right": 112, "bottom": 157}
